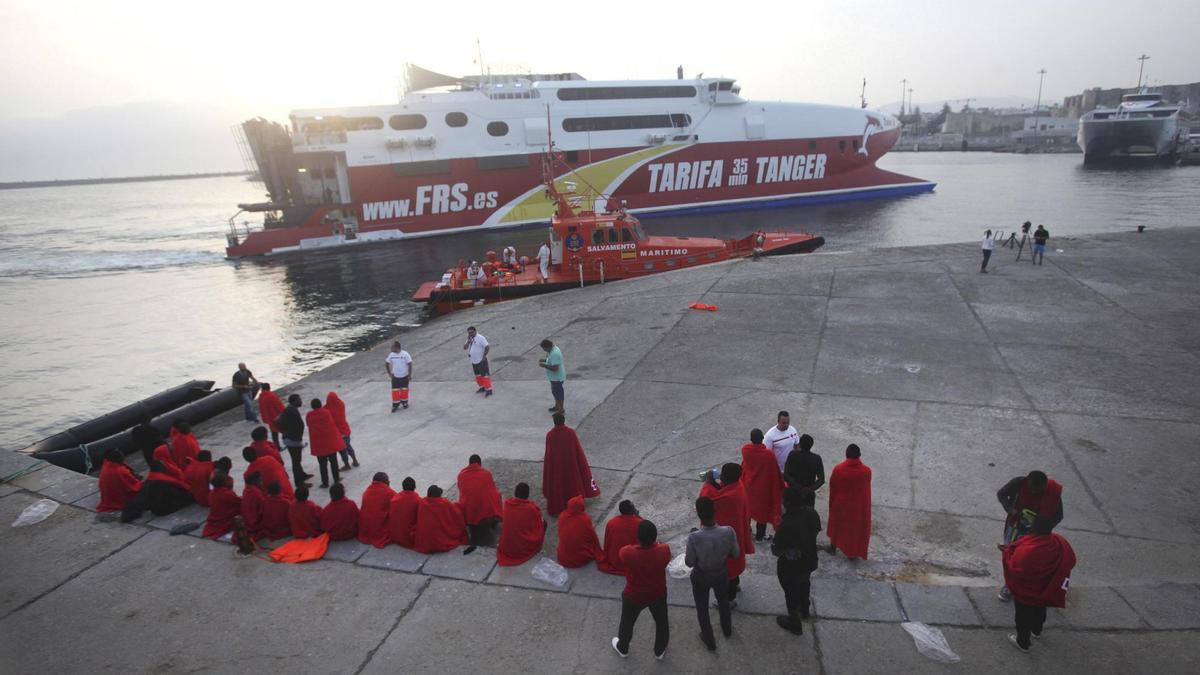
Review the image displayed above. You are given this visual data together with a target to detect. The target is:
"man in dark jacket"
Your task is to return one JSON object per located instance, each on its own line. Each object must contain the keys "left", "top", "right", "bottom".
{"left": 996, "top": 470, "right": 1063, "bottom": 600}
{"left": 275, "top": 394, "right": 312, "bottom": 488}
{"left": 772, "top": 487, "right": 821, "bottom": 634}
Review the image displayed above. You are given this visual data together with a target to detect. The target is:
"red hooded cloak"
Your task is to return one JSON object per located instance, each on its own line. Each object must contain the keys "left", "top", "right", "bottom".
{"left": 182, "top": 459, "right": 213, "bottom": 507}
{"left": 542, "top": 424, "right": 600, "bottom": 516}
{"left": 203, "top": 486, "right": 242, "bottom": 539}
{"left": 358, "top": 480, "right": 396, "bottom": 548}
{"left": 457, "top": 464, "right": 503, "bottom": 525}
{"left": 827, "top": 457, "right": 872, "bottom": 559}
{"left": 169, "top": 430, "right": 201, "bottom": 469}
{"left": 258, "top": 390, "right": 286, "bottom": 432}
{"left": 241, "top": 484, "right": 266, "bottom": 538}
{"left": 260, "top": 493, "right": 293, "bottom": 540}
{"left": 741, "top": 442, "right": 784, "bottom": 527}
{"left": 305, "top": 408, "right": 345, "bottom": 457}
{"left": 497, "top": 497, "right": 546, "bottom": 566}
{"left": 244, "top": 456, "right": 293, "bottom": 499}
{"left": 97, "top": 461, "right": 142, "bottom": 512}
{"left": 320, "top": 498, "right": 360, "bottom": 540}
{"left": 700, "top": 480, "right": 755, "bottom": 578}
{"left": 1003, "top": 533, "right": 1077, "bottom": 608}
{"left": 289, "top": 499, "right": 323, "bottom": 539}
{"left": 388, "top": 490, "right": 421, "bottom": 548}
{"left": 325, "top": 392, "right": 352, "bottom": 437}
{"left": 556, "top": 496, "right": 603, "bottom": 568}
{"left": 250, "top": 439, "right": 284, "bottom": 466}
{"left": 413, "top": 496, "right": 468, "bottom": 553}
{"left": 152, "top": 445, "right": 185, "bottom": 482}
{"left": 597, "top": 513, "right": 643, "bottom": 575}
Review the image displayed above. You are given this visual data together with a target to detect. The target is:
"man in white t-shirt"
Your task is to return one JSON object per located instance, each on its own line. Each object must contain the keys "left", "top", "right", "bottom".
{"left": 981, "top": 229, "right": 994, "bottom": 274}
{"left": 536, "top": 240, "right": 551, "bottom": 283}
{"left": 763, "top": 410, "right": 800, "bottom": 472}
{"left": 464, "top": 326, "right": 493, "bottom": 397}
{"left": 384, "top": 340, "right": 414, "bottom": 412}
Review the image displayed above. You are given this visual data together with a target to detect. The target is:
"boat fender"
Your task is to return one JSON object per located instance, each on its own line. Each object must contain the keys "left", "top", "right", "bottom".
{"left": 688, "top": 303, "right": 718, "bottom": 312}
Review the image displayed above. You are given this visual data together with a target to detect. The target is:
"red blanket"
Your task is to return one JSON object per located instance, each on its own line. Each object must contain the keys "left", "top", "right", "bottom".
{"left": 700, "top": 481, "right": 755, "bottom": 578}
{"left": 325, "top": 392, "right": 352, "bottom": 436}
{"left": 320, "top": 498, "right": 360, "bottom": 540}
{"left": 388, "top": 491, "right": 421, "bottom": 548}
{"left": 289, "top": 499, "right": 323, "bottom": 539}
{"left": 597, "top": 514, "right": 643, "bottom": 575}
{"left": 97, "top": 461, "right": 141, "bottom": 512}
{"left": 1003, "top": 533, "right": 1077, "bottom": 608}
{"left": 168, "top": 431, "right": 201, "bottom": 469}
{"left": 244, "top": 456, "right": 293, "bottom": 499}
{"left": 250, "top": 439, "right": 284, "bottom": 466}
{"left": 556, "top": 496, "right": 603, "bottom": 568}
{"left": 241, "top": 485, "right": 266, "bottom": 538}
{"left": 542, "top": 425, "right": 600, "bottom": 516}
{"left": 358, "top": 480, "right": 395, "bottom": 548}
{"left": 182, "top": 459, "right": 213, "bottom": 507}
{"left": 305, "top": 408, "right": 345, "bottom": 457}
{"left": 203, "top": 487, "right": 242, "bottom": 539}
{"left": 827, "top": 458, "right": 872, "bottom": 559}
{"left": 497, "top": 497, "right": 546, "bottom": 566}
{"left": 152, "top": 445, "right": 185, "bottom": 482}
{"left": 741, "top": 442, "right": 784, "bottom": 527}
{"left": 457, "top": 464, "right": 503, "bottom": 525}
{"left": 258, "top": 390, "right": 286, "bottom": 433}
{"left": 260, "top": 494, "right": 293, "bottom": 540}
{"left": 413, "top": 496, "right": 468, "bottom": 553}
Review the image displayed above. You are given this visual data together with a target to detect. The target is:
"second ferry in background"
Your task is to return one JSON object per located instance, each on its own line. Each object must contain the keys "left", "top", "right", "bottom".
{"left": 227, "top": 65, "right": 934, "bottom": 257}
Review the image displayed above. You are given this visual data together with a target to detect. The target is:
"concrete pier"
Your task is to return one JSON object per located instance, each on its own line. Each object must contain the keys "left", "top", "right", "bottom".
{"left": 2, "top": 227, "right": 1199, "bottom": 673}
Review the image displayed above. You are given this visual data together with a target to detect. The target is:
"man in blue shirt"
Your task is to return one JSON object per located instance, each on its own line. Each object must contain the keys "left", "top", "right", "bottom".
{"left": 539, "top": 338, "right": 566, "bottom": 415}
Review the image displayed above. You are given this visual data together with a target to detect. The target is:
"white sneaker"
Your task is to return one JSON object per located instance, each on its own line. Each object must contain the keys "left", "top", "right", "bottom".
{"left": 998, "top": 587, "right": 1012, "bottom": 602}
{"left": 655, "top": 646, "right": 667, "bottom": 661}
{"left": 1007, "top": 634, "right": 1029, "bottom": 653}
{"left": 611, "top": 637, "right": 627, "bottom": 658}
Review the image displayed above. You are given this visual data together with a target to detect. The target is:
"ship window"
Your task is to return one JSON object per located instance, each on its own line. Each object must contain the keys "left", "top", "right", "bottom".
{"left": 608, "top": 229, "right": 619, "bottom": 244}
{"left": 707, "top": 251, "right": 718, "bottom": 259}
{"left": 687, "top": 256, "right": 698, "bottom": 264}
{"left": 621, "top": 228, "right": 633, "bottom": 243}
{"left": 808, "top": 140, "right": 818, "bottom": 150}
{"left": 839, "top": 140, "right": 847, "bottom": 153}
{"left": 708, "top": 83, "right": 718, "bottom": 92}
{"left": 592, "top": 229, "right": 606, "bottom": 245}
{"left": 565, "top": 150, "right": 579, "bottom": 163}
{"left": 487, "top": 121, "right": 509, "bottom": 137}
{"left": 665, "top": 259, "right": 678, "bottom": 267}
{"left": 853, "top": 139, "right": 860, "bottom": 151}
{"left": 389, "top": 114, "right": 428, "bottom": 131}
{"left": 445, "top": 112, "right": 468, "bottom": 127}
{"left": 324, "top": 167, "right": 336, "bottom": 178}
{"left": 718, "top": 81, "right": 733, "bottom": 91}
{"left": 563, "top": 114, "right": 691, "bottom": 133}
{"left": 392, "top": 159, "right": 451, "bottom": 177}
{"left": 302, "top": 116, "right": 383, "bottom": 133}
{"left": 633, "top": 223, "right": 647, "bottom": 240}
{"left": 644, "top": 262, "right": 655, "bottom": 270}
{"left": 477, "top": 154, "right": 529, "bottom": 170}
{"left": 557, "top": 85, "right": 697, "bottom": 101}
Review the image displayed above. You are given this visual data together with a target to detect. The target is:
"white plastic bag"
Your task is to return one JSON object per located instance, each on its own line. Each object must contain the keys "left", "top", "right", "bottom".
{"left": 531, "top": 557, "right": 569, "bottom": 588}
{"left": 12, "top": 499, "right": 59, "bottom": 527}
{"left": 667, "top": 553, "right": 692, "bottom": 579}
{"left": 901, "top": 622, "right": 960, "bottom": 663}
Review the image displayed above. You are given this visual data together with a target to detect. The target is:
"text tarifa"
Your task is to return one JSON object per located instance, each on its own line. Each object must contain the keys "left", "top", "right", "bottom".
{"left": 645, "top": 154, "right": 828, "bottom": 193}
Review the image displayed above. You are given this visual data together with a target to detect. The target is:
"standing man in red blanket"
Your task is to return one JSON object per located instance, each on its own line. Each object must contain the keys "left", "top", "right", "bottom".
{"left": 996, "top": 470, "right": 1064, "bottom": 601}
{"left": 740, "top": 428, "right": 783, "bottom": 542}
{"left": 1002, "top": 516, "right": 1076, "bottom": 652}
{"left": 457, "top": 455, "right": 503, "bottom": 553}
{"left": 699, "top": 463, "right": 754, "bottom": 604}
{"left": 543, "top": 413, "right": 600, "bottom": 516}
{"left": 257, "top": 383, "right": 286, "bottom": 448}
{"left": 827, "top": 444, "right": 872, "bottom": 560}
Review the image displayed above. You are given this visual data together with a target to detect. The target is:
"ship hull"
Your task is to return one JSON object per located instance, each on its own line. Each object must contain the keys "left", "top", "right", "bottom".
{"left": 1078, "top": 115, "right": 1187, "bottom": 164}
{"left": 227, "top": 130, "right": 929, "bottom": 257}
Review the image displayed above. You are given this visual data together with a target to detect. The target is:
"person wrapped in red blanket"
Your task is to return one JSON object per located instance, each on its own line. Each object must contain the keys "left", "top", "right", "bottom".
{"left": 358, "top": 472, "right": 395, "bottom": 548}
{"left": 182, "top": 450, "right": 214, "bottom": 507}
{"left": 497, "top": 482, "right": 546, "bottom": 566}
{"left": 827, "top": 444, "right": 872, "bottom": 560}
{"left": 413, "top": 485, "right": 468, "bottom": 554}
{"left": 388, "top": 477, "right": 420, "bottom": 548}
{"left": 598, "top": 500, "right": 642, "bottom": 575}
{"left": 168, "top": 420, "right": 201, "bottom": 469}
{"left": 699, "top": 463, "right": 755, "bottom": 602}
{"left": 740, "top": 428, "right": 784, "bottom": 542}
{"left": 557, "top": 495, "right": 603, "bottom": 568}
{"left": 457, "top": 455, "right": 502, "bottom": 552}
{"left": 320, "top": 482, "right": 359, "bottom": 541}
{"left": 289, "top": 486, "right": 323, "bottom": 539}
{"left": 203, "top": 473, "right": 242, "bottom": 539}
{"left": 260, "top": 480, "right": 293, "bottom": 540}
{"left": 542, "top": 414, "right": 600, "bottom": 517}
{"left": 1002, "top": 516, "right": 1076, "bottom": 651}
{"left": 97, "top": 449, "right": 141, "bottom": 513}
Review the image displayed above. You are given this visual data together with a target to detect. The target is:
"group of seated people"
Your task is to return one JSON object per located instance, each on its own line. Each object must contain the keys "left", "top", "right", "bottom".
{"left": 455, "top": 247, "right": 527, "bottom": 289}
{"left": 98, "top": 432, "right": 651, "bottom": 574}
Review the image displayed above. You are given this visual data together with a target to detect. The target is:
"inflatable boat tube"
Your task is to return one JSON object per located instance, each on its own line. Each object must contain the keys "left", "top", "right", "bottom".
{"left": 33, "top": 387, "right": 242, "bottom": 474}
{"left": 20, "top": 380, "right": 214, "bottom": 455}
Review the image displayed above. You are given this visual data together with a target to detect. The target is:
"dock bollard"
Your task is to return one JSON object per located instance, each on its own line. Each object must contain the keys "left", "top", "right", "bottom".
{"left": 1137, "top": 225, "right": 1146, "bottom": 233}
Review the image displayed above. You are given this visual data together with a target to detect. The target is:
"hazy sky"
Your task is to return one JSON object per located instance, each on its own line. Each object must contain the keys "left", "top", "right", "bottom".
{"left": 1, "top": 0, "right": 1197, "bottom": 179}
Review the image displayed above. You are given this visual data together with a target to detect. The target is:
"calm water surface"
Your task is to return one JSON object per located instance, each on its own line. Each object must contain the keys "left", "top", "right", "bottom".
{"left": 2, "top": 153, "right": 1197, "bottom": 450}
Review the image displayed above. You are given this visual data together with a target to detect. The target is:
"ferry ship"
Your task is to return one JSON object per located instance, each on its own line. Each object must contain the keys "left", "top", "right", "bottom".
{"left": 226, "top": 65, "right": 934, "bottom": 258}
{"left": 1078, "top": 90, "right": 1192, "bottom": 164}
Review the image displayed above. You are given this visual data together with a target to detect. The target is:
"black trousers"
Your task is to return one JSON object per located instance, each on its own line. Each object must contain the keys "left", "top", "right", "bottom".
{"left": 284, "top": 443, "right": 307, "bottom": 485}
{"left": 616, "top": 595, "right": 669, "bottom": 656}
{"left": 777, "top": 558, "right": 812, "bottom": 618}
{"left": 317, "top": 454, "right": 341, "bottom": 485}
{"left": 467, "top": 518, "right": 499, "bottom": 547}
{"left": 690, "top": 570, "right": 732, "bottom": 640}
{"left": 981, "top": 248, "right": 992, "bottom": 270}
{"left": 1014, "top": 600, "right": 1046, "bottom": 648}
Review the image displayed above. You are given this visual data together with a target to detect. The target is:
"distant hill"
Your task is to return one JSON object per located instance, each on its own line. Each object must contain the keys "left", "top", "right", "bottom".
{"left": 0, "top": 102, "right": 247, "bottom": 183}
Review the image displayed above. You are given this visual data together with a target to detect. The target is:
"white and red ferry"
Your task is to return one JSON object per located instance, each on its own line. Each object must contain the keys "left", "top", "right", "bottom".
{"left": 227, "top": 65, "right": 933, "bottom": 258}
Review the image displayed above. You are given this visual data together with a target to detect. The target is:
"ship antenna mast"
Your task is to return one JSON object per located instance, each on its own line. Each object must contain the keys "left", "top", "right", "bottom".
{"left": 860, "top": 78, "right": 868, "bottom": 109}
{"left": 1136, "top": 54, "right": 1150, "bottom": 89}
{"left": 542, "top": 106, "right": 576, "bottom": 218}
{"left": 475, "top": 38, "right": 486, "bottom": 79}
